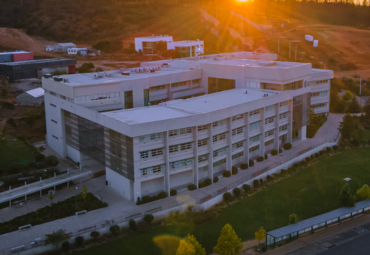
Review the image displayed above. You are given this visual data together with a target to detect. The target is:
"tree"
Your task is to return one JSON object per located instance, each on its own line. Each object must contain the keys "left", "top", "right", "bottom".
{"left": 348, "top": 96, "right": 361, "bottom": 113}
{"left": 338, "top": 113, "right": 355, "bottom": 140}
{"left": 363, "top": 97, "right": 370, "bottom": 121}
{"left": 81, "top": 185, "right": 87, "bottom": 199}
{"left": 338, "top": 183, "right": 356, "bottom": 207}
{"left": 44, "top": 229, "right": 70, "bottom": 248}
{"left": 49, "top": 193, "right": 54, "bottom": 203}
{"left": 176, "top": 239, "right": 195, "bottom": 255}
{"left": 288, "top": 214, "right": 298, "bottom": 224}
{"left": 356, "top": 184, "right": 370, "bottom": 200}
{"left": 342, "top": 90, "right": 352, "bottom": 101}
{"left": 254, "top": 227, "right": 266, "bottom": 250}
{"left": 183, "top": 234, "right": 206, "bottom": 255}
{"left": 213, "top": 224, "right": 243, "bottom": 255}
{"left": 153, "top": 235, "right": 181, "bottom": 255}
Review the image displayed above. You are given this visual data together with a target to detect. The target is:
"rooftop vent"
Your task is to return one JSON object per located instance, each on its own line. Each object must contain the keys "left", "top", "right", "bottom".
{"left": 258, "top": 62, "right": 276, "bottom": 67}
{"left": 44, "top": 73, "right": 52, "bottom": 78}
{"left": 63, "top": 78, "right": 69, "bottom": 83}
{"left": 53, "top": 76, "right": 63, "bottom": 82}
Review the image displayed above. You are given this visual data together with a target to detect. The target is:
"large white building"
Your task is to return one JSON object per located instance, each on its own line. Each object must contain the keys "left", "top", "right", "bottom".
{"left": 167, "top": 40, "right": 204, "bottom": 57}
{"left": 42, "top": 52, "right": 333, "bottom": 202}
{"left": 135, "top": 35, "right": 173, "bottom": 54}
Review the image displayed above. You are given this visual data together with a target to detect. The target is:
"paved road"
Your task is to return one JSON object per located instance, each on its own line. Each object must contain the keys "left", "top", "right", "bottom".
{"left": 319, "top": 231, "right": 370, "bottom": 255}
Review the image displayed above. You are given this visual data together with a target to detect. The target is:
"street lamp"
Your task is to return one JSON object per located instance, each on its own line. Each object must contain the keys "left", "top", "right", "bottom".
{"left": 74, "top": 187, "right": 78, "bottom": 211}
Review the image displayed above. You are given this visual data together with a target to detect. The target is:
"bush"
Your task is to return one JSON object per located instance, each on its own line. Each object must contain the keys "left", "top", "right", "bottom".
{"left": 249, "top": 160, "right": 254, "bottom": 167}
{"left": 259, "top": 179, "right": 264, "bottom": 186}
{"left": 110, "top": 225, "right": 120, "bottom": 235}
{"left": 136, "top": 221, "right": 150, "bottom": 232}
{"left": 223, "top": 192, "right": 233, "bottom": 202}
{"left": 188, "top": 184, "right": 196, "bottom": 191}
{"left": 253, "top": 179, "right": 260, "bottom": 188}
{"left": 266, "top": 175, "right": 274, "bottom": 181}
{"left": 213, "top": 176, "right": 219, "bottom": 183}
{"left": 233, "top": 188, "right": 241, "bottom": 198}
{"left": 232, "top": 166, "right": 238, "bottom": 175}
{"left": 35, "top": 154, "right": 44, "bottom": 162}
{"left": 310, "top": 154, "right": 315, "bottom": 160}
{"left": 289, "top": 214, "right": 298, "bottom": 224}
{"left": 326, "top": 147, "right": 331, "bottom": 153}
{"left": 242, "top": 184, "right": 250, "bottom": 193}
{"left": 199, "top": 182, "right": 206, "bottom": 188}
{"left": 205, "top": 178, "right": 212, "bottom": 186}
{"left": 333, "top": 145, "right": 339, "bottom": 150}
{"left": 44, "top": 155, "right": 59, "bottom": 166}
{"left": 143, "top": 214, "right": 154, "bottom": 224}
{"left": 315, "top": 152, "right": 319, "bottom": 158}
{"left": 305, "top": 157, "right": 310, "bottom": 162}
{"left": 279, "top": 148, "right": 283, "bottom": 153}
{"left": 257, "top": 157, "right": 264, "bottom": 162}
{"left": 170, "top": 190, "right": 177, "bottom": 196}
{"left": 271, "top": 149, "right": 278, "bottom": 156}
{"left": 338, "top": 183, "right": 356, "bottom": 207}
{"left": 223, "top": 170, "right": 231, "bottom": 177}
{"left": 265, "top": 154, "right": 268, "bottom": 160}
{"left": 91, "top": 231, "right": 100, "bottom": 240}
{"left": 157, "top": 192, "right": 167, "bottom": 199}
{"left": 284, "top": 143, "right": 292, "bottom": 150}
{"left": 62, "top": 241, "right": 70, "bottom": 251}
{"left": 240, "top": 163, "right": 248, "bottom": 170}
{"left": 75, "top": 236, "right": 84, "bottom": 247}
{"left": 129, "top": 219, "right": 136, "bottom": 231}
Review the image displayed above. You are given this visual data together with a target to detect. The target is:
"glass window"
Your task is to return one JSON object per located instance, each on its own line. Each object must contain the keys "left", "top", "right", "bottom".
{"left": 232, "top": 141, "right": 243, "bottom": 150}
{"left": 249, "top": 135, "right": 260, "bottom": 143}
{"left": 249, "top": 121, "right": 261, "bottom": 131}
{"left": 249, "top": 145, "right": 259, "bottom": 152}
{"left": 232, "top": 127, "right": 243, "bottom": 135}
{"left": 198, "top": 138, "right": 208, "bottom": 147}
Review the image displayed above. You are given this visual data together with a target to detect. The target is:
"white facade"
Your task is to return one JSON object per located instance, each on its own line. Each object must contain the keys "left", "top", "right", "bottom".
{"left": 42, "top": 51, "right": 333, "bottom": 202}
{"left": 47, "top": 43, "right": 76, "bottom": 52}
{"left": 67, "top": 48, "right": 87, "bottom": 55}
{"left": 167, "top": 40, "right": 204, "bottom": 57}
{"left": 135, "top": 35, "right": 173, "bottom": 54}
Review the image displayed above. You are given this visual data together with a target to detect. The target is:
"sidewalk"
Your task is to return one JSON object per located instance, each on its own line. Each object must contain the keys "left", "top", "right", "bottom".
{"left": 266, "top": 214, "right": 370, "bottom": 255}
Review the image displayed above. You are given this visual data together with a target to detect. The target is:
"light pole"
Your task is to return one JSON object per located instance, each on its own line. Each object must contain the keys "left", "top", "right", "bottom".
{"left": 74, "top": 187, "right": 78, "bottom": 211}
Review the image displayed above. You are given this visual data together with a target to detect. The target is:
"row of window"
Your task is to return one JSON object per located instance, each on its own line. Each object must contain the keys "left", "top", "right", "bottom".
{"left": 198, "top": 138, "right": 208, "bottom": 147}
{"left": 265, "top": 130, "right": 274, "bottom": 137}
{"left": 149, "top": 85, "right": 167, "bottom": 91}
{"left": 46, "top": 90, "right": 74, "bottom": 102}
{"left": 249, "top": 134, "right": 260, "bottom": 143}
{"left": 140, "top": 148, "right": 164, "bottom": 159}
{"left": 198, "top": 154, "right": 208, "bottom": 162}
{"left": 265, "top": 139, "right": 274, "bottom": 146}
{"left": 213, "top": 147, "right": 227, "bottom": 157}
{"left": 139, "top": 133, "right": 163, "bottom": 142}
{"left": 213, "top": 132, "right": 227, "bottom": 142}
{"left": 169, "top": 158, "right": 193, "bottom": 169}
{"left": 232, "top": 127, "right": 243, "bottom": 135}
{"left": 265, "top": 105, "right": 275, "bottom": 112}
{"left": 279, "top": 112, "right": 288, "bottom": 120}
{"left": 232, "top": 151, "right": 244, "bottom": 160}
{"left": 140, "top": 164, "right": 164, "bottom": 176}
{"left": 171, "top": 81, "right": 188, "bottom": 88}
{"left": 250, "top": 121, "right": 261, "bottom": 131}
{"left": 279, "top": 124, "right": 288, "bottom": 132}
{"left": 280, "top": 101, "right": 289, "bottom": 107}
{"left": 311, "top": 91, "right": 328, "bottom": 97}
{"left": 74, "top": 92, "right": 120, "bottom": 102}
{"left": 311, "top": 80, "right": 328, "bottom": 85}
{"left": 169, "top": 142, "right": 192, "bottom": 153}
{"left": 232, "top": 114, "right": 243, "bottom": 121}
{"left": 213, "top": 119, "right": 226, "bottom": 127}
{"left": 265, "top": 117, "right": 274, "bottom": 124}
{"left": 169, "top": 128, "right": 192, "bottom": 137}
{"left": 198, "top": 125, "right": 208, "bottom": 131}
{"left": 232, "top": 141, "right": 244, "bottom": 150}
{"left": 311, "top": 103, "right": 328, "bottom": 108}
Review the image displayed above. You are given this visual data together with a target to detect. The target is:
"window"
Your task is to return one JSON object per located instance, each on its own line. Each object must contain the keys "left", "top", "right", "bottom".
{"left": 75, "top": 92, "right": 120, "bottom": 102}
{"left": 232, "top": 114, "right": 244, "bottom": 121}
{"left": 65, "top": 111, "right": 71, "bottom": 118}
{"left": 51, "top": 119, "right": 57, "bottom": 124}
{"left": 249, "top": 135, "right": 260, "bottom": 143}
{"left": 249, "top": 109, "right": 260, "bottom": 117}
{"left": 293, "top": 95, "right": 303, "bottom": 105}
{"left": 311, "top": 103, "right": 327, "bottom": 108}
{"left": 311, "top": 80, "right": 328, "bottom": 85}
{"left": 149, "top": 85, "right": 167, "bottom": 91}
{"left": 198, "top": 154, "right": 208, "bottom": 162}
{"left": 265, "top": 117, "right": 274, "bottom": 125}
{"left": 169, "top": 145, "right": 179, "bottom": 153}
{"left": 197, "top": 125, "right": 208, "bottom": 131}
{"left": 66, "top": 125, "right": 72, "bottom": 136}
{"left": 279, "top": 125, "right": 288, "bottom": 132}
{"left": 192, "top": 79, "right": 201, "bottom": 87}
{"left": 50, "top": 103, "right": 56, "bottom": 107}
{"left": 232, "top": 151, "right": 244, "bottom": 159}
{"left": 140, "top": 164, "right": 164, "bottom": 176}
{"left": 169, "top": 128, "right": 192, "bottom": 137}
{"left": 213, "top": 158, "right": 226, "bottom": 167}
{"left": 169, "top": 142, "right": 192, "bottom": 153}
{"left": 280, "top": 101, "right": 289, "bottom": 107}
{"left": 52, "top": 135, "right": 58, "bottom": 140}
{"left": 265, "top": 130, "right": 274, "bottom": 137}
{"left": 265, "top": 139, "right": 274, "bottom": 146}
{"left": 139, "top": 148, "right": 164, "bottom": 159}
{"left": 232, "top": 141, "right": 243, "bottom": 150}
{"left": 213, "top": 147, "right": 227, "bottom": 157}
{"left": 249, "top": 145, "right": 260, "bottom": 152}
{"left": 312, "top": 91, "right": 328, "bottom": 97}
{"left": 279, "top": 112, "right": 288, "bottom": 120}
{"left": 232, "top": 127, "right": 243, "bottom": 136}
{"left": 213, "top": 119, "right": 226, "bottom": 127}
{"left": 50, "top": 91, "right": 57, "bottom": 96}
{"left": 249, "top": 121, "right": 261, "bottom": 131}
{"left": 265, "top": 105, "right": 275, "bottom": 112}
{"left": 198, "top": 138, "right": 208, "bottom": 147}
{"left": 139, "top": 133, "right": 163, "bottom": 142}
{"left": 213, "top": 132, "right": 227, "bottom": 142}
{"left": 169, "top": 158, "right": 193, "bottom": 169}
{"left": 171, "top": 81, "right": 188, "bottom": 88}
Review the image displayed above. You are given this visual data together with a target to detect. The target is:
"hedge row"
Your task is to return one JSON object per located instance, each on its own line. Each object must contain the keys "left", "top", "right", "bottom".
{"left": 136, "top": 191, "right": 168, "bottom": 205}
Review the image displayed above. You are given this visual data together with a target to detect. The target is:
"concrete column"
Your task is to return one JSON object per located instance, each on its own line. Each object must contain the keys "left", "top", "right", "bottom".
{"left": 164, "top": 131, "right": 171, "bottom": 194}
{"left": 274, "top": 104, "right": 280, "bottom": 151}
{"left": 244, "top": 113, "right": 249, "bottom": 163}
{"left": 301, "top": 126, "right": 307, "bottom": 141}
{"left": 287, "top": 100, "right": 293, "bottom": 144}
{"left": 190, "top": 46, "right": 192, "bottom": 57}
{"left": 227, "top": 118, "right": 232, "bottom": 171}
{"left": 60, "top": 109, "right": 68, "bottom": 157}
{"left": 193, "top": 126, "right": 199, "bottom": 188}
{"left": 168, "top": 84, "right": 174, "bottom": 100}
{"left": 133, "top": 181, "right": 141, "bottom": 202}
{"left": 260, "top": 108, "right": 266, "bottom": 157}
{"left": 208, "top": 123, "right": 214, "bottom": 182}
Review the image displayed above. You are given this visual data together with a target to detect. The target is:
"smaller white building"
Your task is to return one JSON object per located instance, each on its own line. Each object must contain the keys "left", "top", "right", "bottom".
{"left": 135, "top": 35, "right": 173, "bottom": 54}
{"left": 46, "top": 43, "right": 76, "bottom": 52}
{"left": 46, "top": 46, "right": 54, "bottom": 52}
{"left": 67, "top": 48, "right": 87, "bottom": 55}
{"left": 16, "top": 87, "right": 45, "bottom": 106}
{"left": 167, "top": 40, "right": 204, "bottom": 57}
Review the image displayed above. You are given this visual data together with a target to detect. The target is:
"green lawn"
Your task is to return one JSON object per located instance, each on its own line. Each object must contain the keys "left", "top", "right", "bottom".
{"left": 76, "top": 147, "right": 370, "bottom": 255}
{"left": 363, "top": 129, "right": 370, "bottom": 141}
{"left": 0, "top": 135, "right": 36, "bottom": 171}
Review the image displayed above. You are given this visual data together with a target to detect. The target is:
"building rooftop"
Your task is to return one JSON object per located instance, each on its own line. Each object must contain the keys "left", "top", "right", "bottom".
{"left": 101, "top": 89, "right": 278, "bottom": 124}
{"left": 135, "top": 35, "right": 172, "bottom": 39}
{"left": 58, "top": 43, "right": 76, "bottom": 47}
{"left": 0, "top": 58, "right": 75, "bottom": 66}
{"left": 0, "top": 51, "right": 29, "bottom": 55}
{"left": 25, "top": 87, "right": 44, "bottom": 98}
{"left": 196, "top": 59, "right": 308, "bottom": 69}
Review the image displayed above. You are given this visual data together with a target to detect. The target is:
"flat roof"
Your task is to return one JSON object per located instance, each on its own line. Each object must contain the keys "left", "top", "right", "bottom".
{"left": 0, "top": 51, "right": 29, "bottom": 55}
{"left": 58, "top": 43, "right": 76, "bottom": 47}
{"left": 0, "top": 58, "right": 75, "bottom": 66}
{"left": 196, "top": 59, "right": 308, "bottom": 69}
{"left": 26, "top": 87, "right": 44, "bottom": 98}
{"left": 267, "top": 199, "right": 370, "bottom": 238}
{"left": 136, "top": 35, "right": 172, "bottom": 39}
{"left": 101, "top": 89, "right": 278, "bottom": 124}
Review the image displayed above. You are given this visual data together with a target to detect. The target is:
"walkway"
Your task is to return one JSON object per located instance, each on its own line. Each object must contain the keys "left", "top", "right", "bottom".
{"left": 0, "top": 114, "right": 343, "bottom": 254}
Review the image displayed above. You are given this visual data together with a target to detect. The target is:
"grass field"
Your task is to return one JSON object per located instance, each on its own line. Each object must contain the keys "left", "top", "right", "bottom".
{"left": 75, "top": 147, "right": 370, "bottom": 255}
{"left": 0, "top": 135, "right": 36, "bottom": 171}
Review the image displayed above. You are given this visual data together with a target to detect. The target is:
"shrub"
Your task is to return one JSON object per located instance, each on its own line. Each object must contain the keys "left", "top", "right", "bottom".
{"left": 129, "top": 219, "right": 136, "bottom": 231}
{"left": 205, "top": 178, "right": 212, "bottom": 186}
{"left": 315, "top": 152, "right": 319, "bottom": 158}
{"left": 233, "top": 188, "right": 241, "bottom": 198}
{"left": 310, "top": 154, "right": 315, "bottom": 160}
{"left": 110, "top": 225, "right": 120, "bottom": 235}
{"left": 232, "top": 166, "right": 238, "bottom": 175}
{"left": 223, "top": 170, "right": 231, "bottom": 177}
{"left": 256, "top": 157, "right": 264, "bottom": 162}
{"left": 319, "top": 150, "right": 324, "bottom": 156}
{"left": 136, "top": 221, "right": 150, "bottom": 232}
{"left": 279, "top": 148, "right": 283, "bottom": 153}
{"left": 249, "top": 160, "right": 254, "bottom": 167}
{"left": 44, "top": 155, "right": 59, "bottom": 166}
{"left": 305, "top": 157, "right": 310, "bottom": 162}
{"left": 289, "top": 214, "right": 298, "bottom": 224}
{"left": 253, "top": 179, "right": 260, "bottom": 188}
{"left": 35, "top": 154, "right": 44, "bottom": 162}
{"left": 280, "top": 169, "right": 288, "bottom": 176}
{"left": 75, "top": 236, "right": 84, "bottom": 247}
{"left": 242, "top": 184, "right": 250, "bottom": 193}
{"left": 240, "top": 163, "right": 248, "bottom": 170}
{"left": 199, "top": 182, "right": 206, "bottom": 188}
{"left": 259, "top": 179, "right": 264, "bottom": 186}
{"left": 223, "top": 192, "right": 233, "bottom": 202}
{"left": 338, "top": 183, "right": 356, "bottom": 207}
{"left": 90, "top": 231, "right": 100, "bottom": 240}
{"left": 333, "top": 145, "right": 338, "bottom": 150}
{"left": 143, "top": 214, "right": 154, "bottom": 224}
{"left": 266, "top": 175, "right": 274, "bottom": 181}
{"left": 188, "top": 184, "right": 196, "bottom": 191}
{"left": 170, "top": 190, "right": 177, "bottom": 196}
{"left": 326, "top": 147, "right": 331, "bottom": 153}
{"left": 265, "top": 154, "right": 268, "bottom": 160}
{"left": 213, "top": 176, "right": 219, "bottom": 183}
{"left": 62, "top": 241, "right": 70, "bottom": 251}
{"left": 284, "top": 143, "right": 292, "bottom": 150}
{"left": 157, "top": 192, "right": 167, "bottom": 199}
{"left": 271, "top": 150, "right": 278, "bottom": 156}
